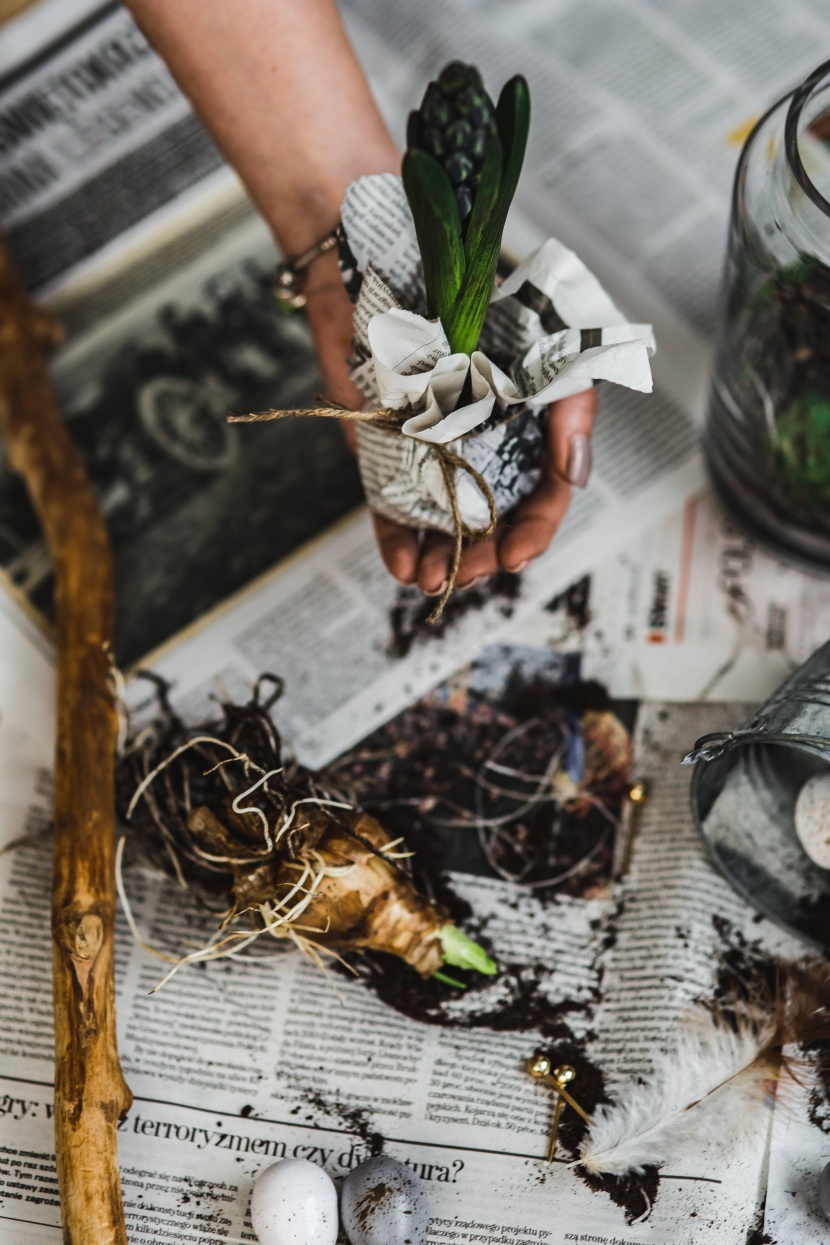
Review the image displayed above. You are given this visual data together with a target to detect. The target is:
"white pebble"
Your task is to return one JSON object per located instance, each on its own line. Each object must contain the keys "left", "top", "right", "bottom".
{"left": 251, "top": 1157, "right": 338, "bottom": 1245}
{"left": 794, "top": 772, "right": 830, "bottom": 868}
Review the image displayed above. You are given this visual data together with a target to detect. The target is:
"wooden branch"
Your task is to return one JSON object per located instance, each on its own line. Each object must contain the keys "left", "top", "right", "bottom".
{"left": 0, "top": 242, "right": 131, "bottom": 1242}
{"left": 0, "top": 0, "right": 40, "bottom": 22}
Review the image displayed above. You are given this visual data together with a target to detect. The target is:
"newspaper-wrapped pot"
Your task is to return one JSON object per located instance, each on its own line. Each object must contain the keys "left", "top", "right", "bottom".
{"left": 339, "top": 174, "right": 656, "bottom": 534}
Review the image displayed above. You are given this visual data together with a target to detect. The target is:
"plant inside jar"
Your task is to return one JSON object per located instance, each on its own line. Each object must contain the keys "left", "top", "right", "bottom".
{"left": 741, "top": 254, "right": 830, "bottom": 512}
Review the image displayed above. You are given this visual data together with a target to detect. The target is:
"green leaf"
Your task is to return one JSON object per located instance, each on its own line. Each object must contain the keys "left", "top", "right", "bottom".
{"left": 773, "top": 391, "right": 830, "bottom": 504}
{"left": 433, "top": 970, "right": 468, "bottom": 989}
{"left": 494, "top": 74, "right": 531, "bottom": 218}
{"left": 439, "top": 924, "right": 497, "bottom": 976}
{"left": 441, "top": 249, "right": 500, "bottom": 355}
{"left": 402, "top": 149, "right": 466, "bottom": 322}
{"left": 751, "top": 253, "right": 820, "bottom": 314}
{"left": 463, "top": 127, "right": 503, "bottom": 261}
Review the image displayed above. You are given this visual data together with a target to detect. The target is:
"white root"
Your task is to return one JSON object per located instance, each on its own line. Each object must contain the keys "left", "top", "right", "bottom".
{"left": 126, "top": 736, "right": 251, "bottom": 820}
{"left": 274, "top": 796, "right": 354, "bottom": 845}
{"left": 231, "top": 768, "right": 283, "bottom": 850}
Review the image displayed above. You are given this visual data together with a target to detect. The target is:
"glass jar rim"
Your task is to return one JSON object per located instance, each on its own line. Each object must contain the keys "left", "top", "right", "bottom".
{"left": 785, "top": 54, "right": 830, "bottom": 220}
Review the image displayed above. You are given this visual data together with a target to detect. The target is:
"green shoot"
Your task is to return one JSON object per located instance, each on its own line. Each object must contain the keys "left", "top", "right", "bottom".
{"left": 439, "top": 923, "right": 497, "bottom": 975}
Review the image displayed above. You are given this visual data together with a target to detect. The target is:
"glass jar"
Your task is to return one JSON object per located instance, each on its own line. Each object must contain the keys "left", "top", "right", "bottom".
{"left": 706, "top": 57, "right": 830, "bottom": 569}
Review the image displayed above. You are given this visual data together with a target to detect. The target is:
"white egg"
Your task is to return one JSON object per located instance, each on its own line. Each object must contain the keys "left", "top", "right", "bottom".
{"left": 794, "top": 772, "right": 830, "bottom": 868}
{"left": 251, "top": 1157, "right": 338, "bottom": 1245}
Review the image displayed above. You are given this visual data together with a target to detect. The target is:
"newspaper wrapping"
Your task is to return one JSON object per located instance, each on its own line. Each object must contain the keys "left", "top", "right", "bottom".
{"left": 339, "top": 174, "right": 655, "bottom": 533}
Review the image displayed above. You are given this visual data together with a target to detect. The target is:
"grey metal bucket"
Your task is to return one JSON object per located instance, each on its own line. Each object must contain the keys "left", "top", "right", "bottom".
{"left": 685, "top": 639, "right": 830, "bottom": 950}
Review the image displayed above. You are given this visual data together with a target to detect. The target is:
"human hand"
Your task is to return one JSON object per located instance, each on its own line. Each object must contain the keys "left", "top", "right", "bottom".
{"left": 304, "top": 251, "right": 597, "bottom": 593}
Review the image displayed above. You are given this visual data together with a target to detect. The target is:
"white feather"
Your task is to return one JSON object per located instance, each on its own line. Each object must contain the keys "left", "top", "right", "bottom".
{"left": 579, "top": 1011, "right": 775, "bottom": 1176}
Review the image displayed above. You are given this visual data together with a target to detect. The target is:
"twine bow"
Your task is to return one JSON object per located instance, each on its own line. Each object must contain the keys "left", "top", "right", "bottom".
{"left": 229, "top": 403, "right": 498, "bottom": 622}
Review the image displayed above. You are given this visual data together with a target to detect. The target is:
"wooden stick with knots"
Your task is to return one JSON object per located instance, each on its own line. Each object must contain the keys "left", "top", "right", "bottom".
{"left": 0, "top": 239, "right": 131, "bottom": 1243}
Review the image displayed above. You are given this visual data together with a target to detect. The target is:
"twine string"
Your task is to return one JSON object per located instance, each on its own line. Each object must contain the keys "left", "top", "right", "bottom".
{"left": 228, "top": 405, "right": 403, "bottom": 434}
{"left": 228, "top": 403, "right": 498, "bottom": 622}
{"left": 429, "top": 445, "right": 497, "bottom": 623}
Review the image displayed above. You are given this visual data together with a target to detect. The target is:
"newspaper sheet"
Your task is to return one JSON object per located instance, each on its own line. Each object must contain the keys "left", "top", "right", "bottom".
{"left": 0, "top": 0, "right": 233, "bottom": 295}
{"left": 3, "top": 0, "right": 822, "bottom": 698}
{"left": 764, "top": 1066, "right": 830, "bottom": 1243}
{"left": 0, "top": 589, "right": 813, "bottom": 1243}
{"left": 527, "top": 485, "right": 830, "bottom": 705}
{"left": 11, "top": 0, "right": 819, "bottom": 705}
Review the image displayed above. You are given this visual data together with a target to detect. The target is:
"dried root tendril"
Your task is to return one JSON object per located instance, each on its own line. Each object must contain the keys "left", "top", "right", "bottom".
{"left": 450, "top": 715, "right": 620, "bottom": 889}
{"left": 126, "top": 735, "right": 251, "bottom": 822}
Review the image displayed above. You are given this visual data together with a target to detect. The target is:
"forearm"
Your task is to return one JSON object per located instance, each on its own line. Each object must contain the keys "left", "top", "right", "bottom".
{"left": 126, "top": 0, "right": 399, "bottom": 256}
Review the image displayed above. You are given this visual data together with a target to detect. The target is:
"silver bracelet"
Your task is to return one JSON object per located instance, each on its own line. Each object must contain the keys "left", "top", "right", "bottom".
{"left": 273, "top": 229, "right": 339, "bottom": 309}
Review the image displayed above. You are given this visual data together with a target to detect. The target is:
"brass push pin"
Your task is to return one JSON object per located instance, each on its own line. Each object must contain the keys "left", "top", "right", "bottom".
{"left": 620, "top": 777, "right": 649, "bottom": 875}
{"left": 628, "top": 779, "right": 648, "bottom": 807}
{"left": 527, "top": 1056, "right": 590, "bottom": 1162}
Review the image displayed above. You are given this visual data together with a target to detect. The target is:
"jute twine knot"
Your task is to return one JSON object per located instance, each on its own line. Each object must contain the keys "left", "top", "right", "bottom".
{"left": 228, "top": 402, "right": 498, "bottom": 622}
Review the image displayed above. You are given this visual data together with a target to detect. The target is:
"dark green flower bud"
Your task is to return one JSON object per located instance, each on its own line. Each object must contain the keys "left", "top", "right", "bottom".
{"left": 422, "top": 126, "right": 447, "bottom": 159}
{"left": 408, "top": 62, "right": 499, "bottom": 224}
{"left": 438, "top": 60, "right": 479, "bottom": 95}
{"left": 446, "top": 119, "right": 474, "bottom": 152}
{"left": 455, "top": 185, "right": 473, "bottom": 220}
{"left": 470, "top": 127, "right": 490, "bottom": 161}
{"left": 446, "top": 153, "right": 474, "bottom": 185}
{"left": 421, "top": 83, "right": 452, "bottom": 128}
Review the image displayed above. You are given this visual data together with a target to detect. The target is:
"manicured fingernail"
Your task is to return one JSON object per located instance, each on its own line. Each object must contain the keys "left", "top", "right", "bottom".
{"left": 424, "top": 580, "right": 448, "bottom": 597}
{"left": 508, "top": 560, "right": 529, "bottom": 574}
{"left": 459, "top": 575, "right": 488, "bottom": 591}
{"left": 565, "top": 433, "right": 592, "bottom": 488}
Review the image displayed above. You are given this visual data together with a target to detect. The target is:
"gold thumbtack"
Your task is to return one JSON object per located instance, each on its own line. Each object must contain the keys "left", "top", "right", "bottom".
{"left": 527, "top": 1056, "right": 590, "bottom": 1162}
{"left": 620, "top": 777, "right": 649, "bottom": 875}
{"left": 628, "top": 779, "right": 648, "bottom": 806}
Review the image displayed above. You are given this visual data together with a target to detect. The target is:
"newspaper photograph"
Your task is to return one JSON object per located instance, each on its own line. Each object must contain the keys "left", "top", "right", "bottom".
{"left": 0, "top": 212, "right": 369, "bottom": 664}
{"left": 533, "top": 486, "right": 830, "bottom": 705}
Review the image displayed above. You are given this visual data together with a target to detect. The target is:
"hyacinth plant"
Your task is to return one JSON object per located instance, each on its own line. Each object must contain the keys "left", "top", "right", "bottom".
{"left": 402, "top": 61, "right": 531, "bottom": 355}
